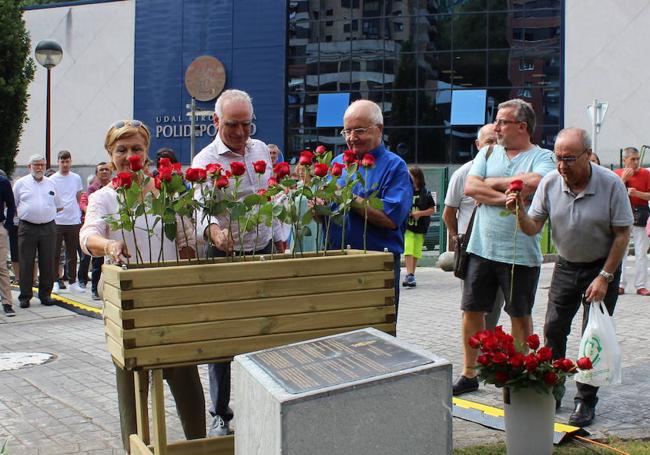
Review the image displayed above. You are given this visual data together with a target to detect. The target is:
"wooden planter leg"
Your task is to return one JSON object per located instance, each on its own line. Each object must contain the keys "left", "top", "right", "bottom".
{"left": 151, "top": 369, "right": 168, "bottom": 455}
{"left": 135, "top": 370, "right": 150, "bottom": 444}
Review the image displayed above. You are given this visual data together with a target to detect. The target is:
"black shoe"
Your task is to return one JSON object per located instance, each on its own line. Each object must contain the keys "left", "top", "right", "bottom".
{"left": 556, "top": 399, "right": 561, "bottom": 411}
{"left": 3, "top": 304, "right": 16, "bottom": 317}
{"left": 568, "top": 401, "right": 595, "bottom": 427}
{"left": 40, "top": 297, "right": 55, "bottom": 306}
{"left": 91, "top": 290, "right": 101, "bottom": 301}
{"left": 57, "top": 280, "right": 67, "bottom": 290}
{"left": 452, "top": 375, "right": 479, "bottom": 396}
{"left": 19, "top": 300, "right": 30, "bottom": 309}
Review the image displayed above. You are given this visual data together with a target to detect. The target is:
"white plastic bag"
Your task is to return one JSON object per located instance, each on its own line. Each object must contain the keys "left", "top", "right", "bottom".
{"left": 574, "top": 301, "right": 622, "bottom": 386}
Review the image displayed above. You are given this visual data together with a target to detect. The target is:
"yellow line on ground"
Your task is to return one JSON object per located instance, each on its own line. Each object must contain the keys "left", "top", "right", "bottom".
{"left": 452, "top": 397, "right": 582, "bottom": 433}
{"left": 49, "top": 292, "right": 101, "bottom": 315}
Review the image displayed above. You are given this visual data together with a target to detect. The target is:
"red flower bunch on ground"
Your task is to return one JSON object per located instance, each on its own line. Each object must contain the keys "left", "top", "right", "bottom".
{"left": 472, "top": 326, "right": 593, "bottom": 399}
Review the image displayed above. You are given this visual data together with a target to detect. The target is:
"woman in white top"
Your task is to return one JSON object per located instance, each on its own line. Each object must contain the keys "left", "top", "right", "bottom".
{"left": 80, "top": 120, "right": 205, "bottom": 452}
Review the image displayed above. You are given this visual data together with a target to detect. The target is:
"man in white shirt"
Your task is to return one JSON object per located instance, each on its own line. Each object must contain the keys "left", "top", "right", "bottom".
{"left": 50, "top": 150, "right": 83, "bottom": 293}
{"left": 192, "top": 89, "right": 283, "bottom": 437}
{"left": 13, "top": 154, "right": 63, "bottom": 308}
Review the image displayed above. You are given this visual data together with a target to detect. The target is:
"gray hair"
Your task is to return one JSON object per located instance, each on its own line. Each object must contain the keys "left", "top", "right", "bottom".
{"left": 624, "top": 146, "right": 640, "bottom": 158}
{"left": 556, "top": 127, "right": 592, "bottom": 150}
{"left": 267, "top": 144, "right": 279, "bottom": 152}
{"left": 497, "top": 98, "right": 536, "bottom": 136}
{"left": 345, "top": 99, "right": 384, "bottom": 125}
{"left": 214, "top": 89, "right": 253, "bottom": 118}
{"left": 28, "top": 154, "right": 46, "bottom": 164}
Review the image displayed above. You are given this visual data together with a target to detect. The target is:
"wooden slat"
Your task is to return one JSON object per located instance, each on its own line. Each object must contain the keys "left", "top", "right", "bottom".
{"left": 104, "top": 318, "right": 125, "bottom": 345}
{"left": 135, "top": 371, "right": 150, "bottom": 444}
{"left": 151, "top": 370, "right": 167, "bottom": 455}
{"left": 130, "top": 434, "right": 154, "bottom": 455}
{"left": 102, "top": 299, "right": 124, "bottom": 323}
{"left": 125, "top": 323, "right": 395, "bottom": 369}
{"left": 107, "top": 271, "right": 393, "bottom": 309}
{"left": 125, "top": 306, "right": 395, "bottom": 347}
{"left": 106, "top": 333, "right": 126, "bottom": 367}
{"left": 121, "top": 288, "right": 394, "bottom": 328}
{"left": 103, "top": 250, "right": 391, "bottom": 290}
{"left": 148, "top": 436, "right": 235, "bottom": 455}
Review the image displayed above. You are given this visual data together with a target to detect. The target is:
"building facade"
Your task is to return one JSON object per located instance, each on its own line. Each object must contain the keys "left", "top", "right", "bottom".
{"left": 20, "top": 0, "right": 574, "bottom": 170}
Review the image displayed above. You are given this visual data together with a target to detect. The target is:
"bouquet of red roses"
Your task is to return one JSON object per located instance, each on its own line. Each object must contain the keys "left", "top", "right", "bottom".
{"left": 470, "top": 326, "right": 593, "bottom": 401}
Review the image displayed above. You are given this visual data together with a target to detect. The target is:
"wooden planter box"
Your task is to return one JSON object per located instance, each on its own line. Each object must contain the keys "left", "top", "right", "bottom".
{"left": 101, "top": 250, "right": 396, "bottom": 455}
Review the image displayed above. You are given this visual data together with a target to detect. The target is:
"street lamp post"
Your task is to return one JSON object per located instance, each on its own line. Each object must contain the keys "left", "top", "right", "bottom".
{"left": 35, "top": 39, "right": 63, "bottom": 169}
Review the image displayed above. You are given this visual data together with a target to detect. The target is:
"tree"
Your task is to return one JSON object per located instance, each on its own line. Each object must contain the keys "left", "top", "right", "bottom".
{"left": 0, "top": 0, "right": 35, "bottom": 176}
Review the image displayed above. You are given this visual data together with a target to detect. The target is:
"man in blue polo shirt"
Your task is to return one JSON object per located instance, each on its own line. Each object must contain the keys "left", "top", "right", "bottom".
{"left": 328, "top": 99, "right": 412, "bottom": 313}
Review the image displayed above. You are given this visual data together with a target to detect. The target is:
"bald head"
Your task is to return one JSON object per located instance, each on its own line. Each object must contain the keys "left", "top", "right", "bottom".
{"left": 475, "top": 123, "right": 497, "bottom": 150}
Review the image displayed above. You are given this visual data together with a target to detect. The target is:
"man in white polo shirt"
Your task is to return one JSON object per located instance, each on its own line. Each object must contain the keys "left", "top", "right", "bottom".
{"left": 13, "top": 154, "right": 63, "bottom": 308}
{"left": 507, "top": 127, "right": 632, "bottom": 427}
{"left": 50, "top": 150, "right": 84, "bottom": 293}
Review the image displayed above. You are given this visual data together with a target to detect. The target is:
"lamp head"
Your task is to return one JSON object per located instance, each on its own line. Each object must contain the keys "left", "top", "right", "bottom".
{"left": 35, "top": 39, "right": 63, "bottom": 69}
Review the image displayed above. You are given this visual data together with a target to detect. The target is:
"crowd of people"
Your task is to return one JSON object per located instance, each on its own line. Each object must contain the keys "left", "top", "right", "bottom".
{"left": 0, "top": 90, "right": 642, "bottom": 448}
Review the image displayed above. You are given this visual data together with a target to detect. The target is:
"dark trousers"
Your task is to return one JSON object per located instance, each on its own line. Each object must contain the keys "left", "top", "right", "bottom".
{"left": 207, "top": 241, "right": 272, "bottom": 420}
{"left": 114, "top": 364, "right": 205, "bottom": 452}
{"left": 544, "top": 257, "right": 620, "bottom": 407}
{"left": 18, "top": 220, "right": 56, "bottom": 303}
{"left": 91, "top": 256, "right": 104, "bottom": 293}
{"left": 77, "top": 247, "right": 90, "bottom": 284}
{"left": 55, "top": 223, "right": 81, "bottom": 283}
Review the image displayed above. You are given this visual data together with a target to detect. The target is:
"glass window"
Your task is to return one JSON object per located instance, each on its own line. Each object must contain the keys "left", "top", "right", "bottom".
{"left": 453, "top": 51, "right": 487, "bottom": 87}
{"left": 487, "top": 51, "right": 511, "bottom": 87}
{"left": 488, "top": 12, "right": 511, "bottom": 48}
{"left": 422, "top": 14, "right": 452, "bottom": 52}
{"left": 417, "top": 128, "right": 451, "bottom": 163}
{"left": 387, "top": 91, "right": 417, "bottom": 126}
{"left": 452, "top": 13, "right": 487, "bottom": 50}
{"left": 384, "top": 127, "right": 416, "bottom": 163}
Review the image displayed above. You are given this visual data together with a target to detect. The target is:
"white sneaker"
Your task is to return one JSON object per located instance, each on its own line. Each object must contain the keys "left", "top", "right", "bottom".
{"left": 71, "top": 282, "right": 86, "bottom": 293}
{"left": 208, "top": 415, "right": 230, "bottom": 437}
{"left": 53, "top": 282, "right": 60, "bottom": 294}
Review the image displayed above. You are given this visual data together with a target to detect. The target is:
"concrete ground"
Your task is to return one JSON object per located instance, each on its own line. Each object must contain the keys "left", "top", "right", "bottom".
{"left": 1, "top": 255, "right": 649, "bottom": 454}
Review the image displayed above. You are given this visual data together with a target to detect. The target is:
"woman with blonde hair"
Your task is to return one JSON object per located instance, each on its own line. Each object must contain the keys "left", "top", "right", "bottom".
{"left": 80, "top": 120, "right": 205, "bottom": 453}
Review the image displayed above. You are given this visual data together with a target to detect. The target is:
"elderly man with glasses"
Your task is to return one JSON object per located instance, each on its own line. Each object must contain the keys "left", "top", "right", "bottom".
{"left": 506, "top": 127, "right": 631, "bottom": 427}
{"left": 453, "top": 99, "right": 555, "bottom": 397}
{"left": 614, "top": 147, "right": 650, "bottom": 296}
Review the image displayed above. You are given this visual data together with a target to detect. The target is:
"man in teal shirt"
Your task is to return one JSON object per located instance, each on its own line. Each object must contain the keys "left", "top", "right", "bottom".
{"left": 453, "top": 99, "right": 555, "bottom": 395}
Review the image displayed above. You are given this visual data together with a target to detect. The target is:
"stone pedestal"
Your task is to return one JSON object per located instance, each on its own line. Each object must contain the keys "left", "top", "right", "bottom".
{"left": 233, "top": 328, "right": 452, "bottom": 455}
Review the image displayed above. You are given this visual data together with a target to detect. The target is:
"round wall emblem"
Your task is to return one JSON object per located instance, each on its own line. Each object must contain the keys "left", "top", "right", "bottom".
{"left": 184, "top": 55, "right": 226, "bottom": 101}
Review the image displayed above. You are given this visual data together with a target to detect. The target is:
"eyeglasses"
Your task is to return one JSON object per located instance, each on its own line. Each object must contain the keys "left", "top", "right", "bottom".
{"left": 222, "top": 120, "right": 253, "bottom": 129}
{"left": 554, "top": 150, "right": 588, "bottom": 166}
{"left": 340, "top": 126, "right": 376, "bottom": 138}
{"left": 494, "top": 119, "right": 521, "bottom": 127}
{"left": 111, "top": 120, "right": 143, "bottom": 129}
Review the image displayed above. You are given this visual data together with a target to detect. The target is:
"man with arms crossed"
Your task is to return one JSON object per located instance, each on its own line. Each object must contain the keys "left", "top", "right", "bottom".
{"left": 507, "top": 128, "right": 631, "bottom": 427}
{"left": 453, "top": 99, "right": 555, "bottom": 395}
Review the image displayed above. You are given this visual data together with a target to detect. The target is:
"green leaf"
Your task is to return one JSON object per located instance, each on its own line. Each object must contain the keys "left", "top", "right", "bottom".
{"left": 164, "top": 220, "right": 177, "bottom": 241}
{"left": 314, "top": 205, "right": 332, "bottom": 216}
{"left": 301, "top": 210, "right": 313, "bottom": 226}
{"left": 368, "top": 196, "right": 384, "bottom": 210}
{"left": 301, "top": 225, "right": 312, "bottom": 237}
{"left": 500, "top": 210, "right": 513, "bottom": 217}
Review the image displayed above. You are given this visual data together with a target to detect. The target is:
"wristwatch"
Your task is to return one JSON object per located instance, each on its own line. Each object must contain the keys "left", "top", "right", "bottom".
{"left": 599, "top": 270, "right": 614, "bottom": 283}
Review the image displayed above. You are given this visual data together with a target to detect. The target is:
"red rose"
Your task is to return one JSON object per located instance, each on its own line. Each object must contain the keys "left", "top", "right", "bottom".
{"left": 253, "top": 160, "right": 267, "bottom": 174}
{"left": 524, "top": 354, "right": 538, "bottom": 372}
{"left": 185, "top": 167, "right": 206, "bottom": 183}
{"left": 527, "top": 334, "right": 540, "bottom": 350}
{"left": 508, "top": 179, "right": 524, "bottom": 193}
{"left": 315, "top": 145, "right": 327, "bottom": 155}
{"left": 299, "top": 151, "right": 314, "bottom": 166}
{"left": 158, "top": 166, "right": 173, "bottom": 182}
{"left": 128, "top": 155, "right": 143, "bottom": 172}
{"left": 267, "top": 177, "right": 278, "bottom": 187}
{"left": 172, "top": 162, "right": 182, "bottom": 173}
{"left": 313, "top": 163, "right": 329, "bottom": 177}
{"left": 483, "top": 336, "right": 499, "bottom": 352}
{"left": 491, "top": 352, "right": 508, "bottom": 364}
{"left": 158, "top": 157, "right": 172, "bottom": 169}
{"left": 215, "top": 176, "right": 229, "bottom": 189}
{"left": 273, "top": 162, "right": 291, "bottom": 179}
{"left": 536, "top": 346, "right": 553, "bottom": 362}
{"left": 331, "top": 162, "right": 345, "bottom": 177}
{"left": 477, "top": 330, "right": 491, "bottom": 343}
{"left": 256, "top": 188, "right": 268, "bottom": 197}
{"left": 494, "top": 371, "right": 509, "bottom": 384}
{"left": 576, "top": 357, "right": 593, "bottom": 370}
{"left": 206, "top": 163, "right": 222, "bottom": 176}
{"left": 360, "top": 153, "right": 376, "bottom": 168}
{"left": 112, "top": 172, "right": 133, "bottom": 189}
{"left": 509, "top": 353, "right": 525, "bottom": 368}
{"left": 543, "top": 371, "right": 558, "bottom": 386}
{"left": 343, "top": 150, "right": 357, "bottom": 164}
{"left": 230, "top": 161, "right": 246, "bottom": 176}
{"left": 477, "top": 354, "right": 490, "bottom": 366}
{"left": 468, "top": 335, "right": 481, "bottom": 349}
{"left": 154, "top": 177, "right": 162, "bottom": 190}
{"left": 561, "top": 358, "right": 574, "bottom": 371}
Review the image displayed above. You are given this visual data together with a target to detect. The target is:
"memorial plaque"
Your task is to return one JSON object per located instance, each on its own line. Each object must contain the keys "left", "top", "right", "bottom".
{"left": 184, "top": 55, "right": 226, "bottom": 101}
{"left": 248, "top": 330, "right": 434, "bottom": 394}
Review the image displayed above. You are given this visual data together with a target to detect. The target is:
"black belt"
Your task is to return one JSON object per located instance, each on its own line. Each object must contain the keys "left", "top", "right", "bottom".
{"left": 20, "top": 220, "right": 55, "bottom": 226}
{"left": 557, "top": 256, "right": 606, "bottom": 268}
